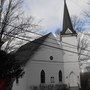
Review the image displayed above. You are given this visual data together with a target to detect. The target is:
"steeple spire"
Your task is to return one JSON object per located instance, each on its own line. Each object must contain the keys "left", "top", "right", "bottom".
{"left": 61, "top": 0, "right": 76, "bottom": 35}
{"left": 64, "top": 0, "right": 66, "bottom": 3}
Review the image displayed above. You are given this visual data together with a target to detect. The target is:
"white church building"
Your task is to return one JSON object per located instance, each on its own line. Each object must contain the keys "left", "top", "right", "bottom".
{"left": 12, "top": 0, "right": 80, "bottom": 90}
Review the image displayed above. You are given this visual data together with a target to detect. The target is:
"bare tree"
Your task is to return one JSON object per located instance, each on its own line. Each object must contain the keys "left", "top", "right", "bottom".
{"left": 83, "top": 0, "right": 90, "bottom": 17}
{"left": 71, "top": 16, "right": 85, "bottom": 32}
{"left": 77, "top": 33, "right": 88, "bottom": 72}
{"left": 0, "top": 0, "right": 40, "bottom": 52}
{"left": 0, "top": 0, "right": 40, "bottom": 89}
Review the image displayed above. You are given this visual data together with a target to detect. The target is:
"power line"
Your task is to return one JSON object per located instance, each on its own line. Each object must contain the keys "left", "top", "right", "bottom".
{"left": 1, "top": 23, "right": 90, "bottom": 56}
{"left": 2, "top": 32, "right": 90, "bottom": 59}
{"left": 0, "top": 23, "right": 88, "bottom": 45}
{"left": 3, "top": 23, "right": 90, "bottom": 53}
{"left": 3, "top": 33, "right": 85, "bottom": 64}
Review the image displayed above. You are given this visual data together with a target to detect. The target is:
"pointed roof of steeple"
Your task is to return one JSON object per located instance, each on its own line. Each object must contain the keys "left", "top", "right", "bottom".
{"left": 61, "top": 0, "right": 77, "bottom": 35}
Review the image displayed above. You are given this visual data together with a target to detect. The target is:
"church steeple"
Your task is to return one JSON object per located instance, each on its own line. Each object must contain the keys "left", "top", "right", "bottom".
{"left": 61, "top": 0, "right": 77, "bottom": 35}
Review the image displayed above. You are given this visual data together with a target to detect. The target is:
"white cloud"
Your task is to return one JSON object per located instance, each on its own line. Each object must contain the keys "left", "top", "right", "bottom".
{"left": 24, "top": 0, "right": 89, "bottom": 31}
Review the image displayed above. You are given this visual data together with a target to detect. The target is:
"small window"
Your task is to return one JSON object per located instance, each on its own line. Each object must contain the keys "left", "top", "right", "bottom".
{"left": 50, "top": 56, "right": 53, "bottom": 60}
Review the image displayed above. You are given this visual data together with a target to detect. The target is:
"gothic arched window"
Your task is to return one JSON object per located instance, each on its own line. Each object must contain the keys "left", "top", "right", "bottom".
{"left": 59, "top": 70, "right": 62, "bottom": 82}
{"left": 41, "top": 70, "right": 45, "bottom": 83}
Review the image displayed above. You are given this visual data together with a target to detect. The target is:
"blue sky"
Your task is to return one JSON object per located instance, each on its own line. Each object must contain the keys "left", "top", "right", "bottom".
{"left": 23, "top": 0, "right": 89, "bottom": 33}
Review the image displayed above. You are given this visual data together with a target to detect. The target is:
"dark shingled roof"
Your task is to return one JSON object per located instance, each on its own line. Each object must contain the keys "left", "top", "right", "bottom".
{"left": 61, "top": 0, "right": 77, "bottom": 35}
{"left": 14, "top": 33, "right": 51, "bottom": 66}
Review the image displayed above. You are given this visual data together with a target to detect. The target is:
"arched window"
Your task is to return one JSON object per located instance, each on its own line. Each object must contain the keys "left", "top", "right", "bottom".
{"left": 41, "top": 70, "right": 45, "bottom": 83}
{"left": 59, "top": 70, "right": 62, "bottom": 82}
